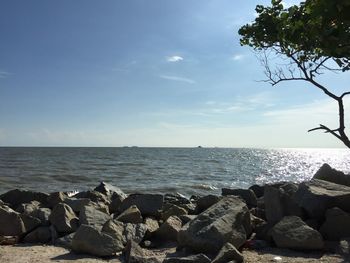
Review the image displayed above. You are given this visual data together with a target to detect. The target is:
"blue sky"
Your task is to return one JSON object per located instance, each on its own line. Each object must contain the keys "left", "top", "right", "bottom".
{"left": 1, "top": 0, "right": 350, "bottom": 147}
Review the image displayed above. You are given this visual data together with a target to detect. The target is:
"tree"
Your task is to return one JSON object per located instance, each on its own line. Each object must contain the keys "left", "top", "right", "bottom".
{"left": 238, "top": 0, "right": 350, "bottom": 148}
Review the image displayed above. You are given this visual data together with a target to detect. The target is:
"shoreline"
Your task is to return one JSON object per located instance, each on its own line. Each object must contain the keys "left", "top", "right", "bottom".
{"left": 0, "top": 163, "right": 350, "bottom": 262}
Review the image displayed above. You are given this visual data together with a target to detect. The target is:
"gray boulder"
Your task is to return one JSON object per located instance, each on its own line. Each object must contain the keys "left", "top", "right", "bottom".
{"left": 74, "top": 190, "right": 109, "bottom": 204}
{"left": 320, "top": 207, "right": 350, "bottom": 240}
{"left": 55, "top": 233, "right": 75, "bottom": 249}
{"left": 271, "top": 216, "right": 324, "bottom": 250}
{"left": 94, "top": 181, "right": 127, "bottom": 200}
{"left": 64, "top": 197, "right": 90, "bottom": 213}
{"left": 178, "top": 196, "right": 251, "bottom": 254}
{"left": 16, "top": 201, "right": 40, "bottom": 214}
{"left": 47, "top": 192, "right": 68, "bottom": 208}
{"left": 102, "top": 219, "right": 147, "bottom": 245}
{"left": 20, "top": 214, "right": 41, "bottom": 233}
{"left": 212, "top": 242, "right": 244, "bottom": 263}
{"left": 144, "top": 217, "right": 159, "bottom": 238}
{"left": 28, "top": 207, "right": 51, "bottom": 226}
{"left": 0, "top": 206, "right": 26, "bottom": 236}
{"left": 294, "top": 179, "right": 350, "bottom": 219}
{"left": 163, "top": 254, "right": 211, "bottom": 263}
{"left": 116, "top": 205, "right": 143, "bottom": 224}
{"left": 49, "top": 203, "right": 79, "bottom": 233}
{"left": 155, "top": 215, "right": 182, "bottom": 241}
{"left": 72, "top": 224, "right": 124, "bottom": 257}
{"left": 249, "top": 184, "right": 264, "bottom": 198}
{"left": 23, "top": 226, "right": 53, "bottom": 243}
{"left": 195, "top": 195, "right": 220, "bottom": 214}
{"left": 125, "top": 240, "right": 161, "bottom": 263}
{"left": 222, "top": 188, "right": 257, "bottom": 208}
{"left": 264, "top": 183, "right": 303, "bottom": 224}
{"left": 120, "top": 194, "right": 163, "bottom": 217}
{"left": 79, "top": 205, "right": 110, "bottom": 230}
{"left": 313, "top": 163, "right": 350, "bottom": 187}
{"left": 0, "top": 189, "right": 49, "bottom": 208}
{"left": 162, "top": 204, "right": 188, "bottom": 221}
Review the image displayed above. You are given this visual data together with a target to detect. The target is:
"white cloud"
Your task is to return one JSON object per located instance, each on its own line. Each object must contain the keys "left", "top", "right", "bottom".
{"left": 0, "top": 71, "right": 12, "bottom": 79}
{"left": 166, "top": 56, "right": 184, "bottom": 62}
{"left": 159, "top": 75, "right": 195, "bottom": 84}
{"left": 232, "top": 54, "right": 244, "bottom": 61}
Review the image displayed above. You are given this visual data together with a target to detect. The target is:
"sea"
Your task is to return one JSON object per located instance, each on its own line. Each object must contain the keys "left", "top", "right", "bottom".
{"left": 0, "top": 147, "right": 349, "bottom": 197}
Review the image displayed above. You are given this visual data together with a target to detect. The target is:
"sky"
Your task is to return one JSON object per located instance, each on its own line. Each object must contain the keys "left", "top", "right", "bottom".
{"left": 1, "top": 0, "right": 350, "bottom": 148}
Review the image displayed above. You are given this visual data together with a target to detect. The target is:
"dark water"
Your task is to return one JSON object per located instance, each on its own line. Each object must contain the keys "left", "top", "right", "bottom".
{"left": 0, "top": 147, "right": 349, "bottom": 196}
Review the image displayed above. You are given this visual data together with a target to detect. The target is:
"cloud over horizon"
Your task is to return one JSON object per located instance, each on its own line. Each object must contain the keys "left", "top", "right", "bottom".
{"left": 166, "top": 56, "right": 184, "bottom": 62}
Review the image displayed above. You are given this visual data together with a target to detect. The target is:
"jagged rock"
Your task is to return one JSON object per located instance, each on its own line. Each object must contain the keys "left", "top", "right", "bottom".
{"left": 116, "top": 205, "right": 143, "bottom": 224}
{"left": 144, "top": 217, "right": 159, "bottom": 238}
{"left": 20, "top": 214, "right": 41, "bottom": 233}
{"left": 264, "top": 183, "right": 303, "bottom": 224}
{"left": 79, "top": 205, "right": 110, "bottom": 230}
{"left": 0, "top": 206, "right": 26, "bottom": 236}
{"left": 120, "top": 194, "right": 163, "bottom": 217}
{"left": 55, "top": 233, "right": 75, "bottom": 249}
{"left": 294, "top": 179, "right": 350, "bottom": 219}
{"left": 49, "top": 203, "right": 79, "bottom": 233}
{"left": 64, "top": 198, "right": 90, "bottom": 213}
{"left": 94, "top": 181, "right": 127, "bottom": 200}
{"left": 178, "top": 196, "right": 251, "bottom": 254}
{"left": 16, "top": 201, "right": 41, "bottom": 214}
{"left": 155, "top": 215, "right": 182, "bottom": 241}
{"left": 47, "top": 192, "right": 68, "bottom": 208}
{"left": 212, "top": 242, "right": 244, "bottom": 263}
{"left": 254, "top": 221, "right": 274, "bottom": 242}
{"left": 125, "top": 240, "right": 162, "bottom": 263}
{"left": 222, "top": 188, "right": 257, "bottom": 208}
{"left": 28, "top": 207, "right": 51, "bottom": 226}
{"left": 195, "top": 195, "right": 220, "bottom": 214}
{"left": 72, "top": 224, "right": 124, "bottom": 257}
{"left": 164, "top": 193, "right": 191, "bottom": 206}
{"left": 74, "top": 190, "right": 109, "bottom": 204}
{"left": 313, "top": 163, "right": 350, "bottom": 187}
{"left": 0, "top": 189, "right": 49, "bottom": 208}
{"left": 320, "top": 207, "right": 350, "bottom": 240}
{"left": 179, "top": 214, "right": 197, "bottom": 224}
{"left": 271, "top": 216, "right": 324, "bottom": 250}
{"left": 249, "top": 184, "right": 264, "bottom": 198}
{"left": 162, "top": 204, "right": 188, "bottom": 221}
{"left": 102, "top": 219, "right": 147, "bottom": 245}
{"left": 163, "top": 254, "right": 211, "bottom": 263}
{"left": 109, "top": 197, "right": 123, "bottom": 214}
{"left": 23, "top": 226, "right": 54, "bottom": 243}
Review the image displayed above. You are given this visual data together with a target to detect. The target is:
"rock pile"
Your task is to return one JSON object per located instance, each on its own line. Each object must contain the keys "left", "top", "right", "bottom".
{"left": 1, "top": 164, "right": 350, "bottom": 262}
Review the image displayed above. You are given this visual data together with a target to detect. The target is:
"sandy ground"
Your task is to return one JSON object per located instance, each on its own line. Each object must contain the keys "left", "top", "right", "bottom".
{"left": 0, "top": 244, "right": 348, "bottom": 263}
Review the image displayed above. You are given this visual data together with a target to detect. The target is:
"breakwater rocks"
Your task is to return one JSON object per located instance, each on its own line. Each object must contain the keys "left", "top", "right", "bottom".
{"left": 1, "top": 163, "right": 350, "bottom": 262}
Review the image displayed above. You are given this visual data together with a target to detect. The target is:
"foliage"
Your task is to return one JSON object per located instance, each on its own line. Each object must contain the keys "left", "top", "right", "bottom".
{"left": 238, "top": 0, "right": 350, "bottom": 148}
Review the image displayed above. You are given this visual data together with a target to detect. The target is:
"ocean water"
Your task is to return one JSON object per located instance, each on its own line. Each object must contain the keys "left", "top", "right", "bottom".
{"left": 0, "top": 147, "right": 349, "bottom": 196}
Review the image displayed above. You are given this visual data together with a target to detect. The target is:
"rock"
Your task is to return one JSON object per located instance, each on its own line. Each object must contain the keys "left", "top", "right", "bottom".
{"left": 155, "top": 215, "right": 182, "bottom": 241}
{"left": 222, "top": 188, "right": 257, "bottom": 208}
{"left": 195, "top": 195, "right": 220, "bottom": 214}
{"left": 125, "top": 240, "right": 161, "bottom": 263}
{"left": 320, "top": 207, "right": 350, "bottom": 240}
{"left": 79, "top": 205, "right": 110, "bottom": 230}
{"left": 120, "top": 194, "right": 163, "bottom": 217}
{"left": 16, "top": 201, "right": 41, "bottom": 214}
{"left": 249, "top": 184, "right": 264, "bottom": 198}
{"left": 94, "top": 181, "right": 127, "bottom": 200}
{"left": 179, "top": 214, "right": 197, "bottom": 224}
{"left": 0, "top": 236, "right": 19, "bottom": 245}
{"left": 0, "top": 206, "right": 26, "bottom": 236}
{"left": 313, "top": 163, "right": 350, "bottom": 187}
{"left": 55, "top": 233, "right": 75, "bottom": 249}
{"left": 178, "top": 196, "right": 251, "bottom": 254}
{"left": 74, "top": 190, "right": 109, "bottom": 204}
{"left": 271, "top": 216, "right": 324, "bottom": 250}
{"left": 162, "top": 204, "right": 188, "bottom": 221}
{"left": 212, "top": 242, "right": 244, "bottom": 263}
{"left": 109, "top": 197, "right": 123, "bottom": 214}
{"left": 264, "top": 183, "right": 303, "bottom": 224}
{"left": 20, "top": 214, "right": 41, "bottom": 233}
{"left": 0, "top": 189, "right": 49, "bottom": 208}
{"left": 47, "top": 192, "right": 68, "bottom": 208}
{"left": 49, "top": 203, "right": 79, "bottom": 233}
{"left": 144, "top": 217, "right": 159, "bottom": 238}
{"left": 72, "top": 224, "right": 124, "bottom": 257}
{"left": 102, "top": 219, "right": 147, "bottom": 245}
{"left": 116, "top": 205, "right": 143, "bottom": 224}
{"left": 28, "top": 207, "right": 51, "bottom": 226}
{"left": 163, "top": 254, "right": 211, "bottom": 263}
{"left": 23, "top": 226, "right": 53, "bottom": 243}
{"left": 164, "top": 193, "right": 191, "bottom": 206}
{"left": 254, "top": 221, "right": 274, "bottom": 242}
{"left": 294, "top": 179, "right": 350, "bottom": 219}
{"left": 64, "top": 198, "right": 90, "bottom": 213}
